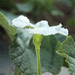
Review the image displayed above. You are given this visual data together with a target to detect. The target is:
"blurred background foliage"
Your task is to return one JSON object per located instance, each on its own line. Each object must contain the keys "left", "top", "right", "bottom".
{"left": 0, "top": 0, "right": 75, "bottom": 68}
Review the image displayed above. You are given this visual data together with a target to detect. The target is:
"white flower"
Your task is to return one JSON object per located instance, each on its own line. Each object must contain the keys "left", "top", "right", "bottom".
{"left": 12, "top": 15, "right": 68, "bottom": 36}
{"left": 12, "top": 15, "right": 34, "bottom": 28}
{"left": 26, "top": 22, "right": 68, "bottom": 36}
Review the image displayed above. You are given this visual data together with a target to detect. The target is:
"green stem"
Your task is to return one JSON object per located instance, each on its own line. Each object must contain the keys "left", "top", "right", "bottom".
{"left": 15, "top": 66, "right": 21, "bottom": 75}
{"left": 33, "top": 34, "right": 42, "bottom": 75}
{"left": 36, "top": 48, "right": 41, "bottom": 75}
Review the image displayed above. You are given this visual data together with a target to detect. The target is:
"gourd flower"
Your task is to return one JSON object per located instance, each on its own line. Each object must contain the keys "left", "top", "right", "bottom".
{"left": 12, "top": 15, "right": 68, "bottom": 75}
{"left": 12, "top": 15, "right": 68, "bottom": 36}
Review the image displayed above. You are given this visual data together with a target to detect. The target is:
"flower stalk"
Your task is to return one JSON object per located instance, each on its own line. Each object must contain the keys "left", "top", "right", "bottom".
{"left": 36, "top": 48, "right": 41, "bottom": 75}
{"left": 33, "top": 34, "right": 42, "bottom": 75}
{"left": 15, "top": 67, "right": 21, "bottom": 75}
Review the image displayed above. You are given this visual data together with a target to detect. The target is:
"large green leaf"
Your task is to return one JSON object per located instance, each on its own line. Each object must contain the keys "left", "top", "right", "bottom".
{"left": 41, "top": 35, "right": 63, "bottom": 74}
{"left": 0, "top": 13, "right": 17, "bottom": 41}
{"left": 57, "top": 36, "right": 75, "bottom": 75}
{"left": 12, "top": 35, "right": 63, "bottom": 75}
{"left": 9, "top": 36, "right": 37, "bottom": 75}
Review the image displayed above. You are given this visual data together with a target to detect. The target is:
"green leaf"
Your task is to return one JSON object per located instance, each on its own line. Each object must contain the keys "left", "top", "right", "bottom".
{"left": 41, "top": 35, "right": 63, "bottom": 74}
{"left": 9, "top": 36, "right": 37, "bottom": 75}
{"left": 57, "top": 36, "right": 75, "bottom": 75}
{"left": 0, "top": 13, "right": 17, "bottom": 41}
{"left": 9, "top": 35, "right": 63, "bottom": 75}
{"left": 29, "top": 35, "right": 63, "bottom": 75}
{"left": 55, "top": 33, "right": 67, "bottom": 43}
{"left": 55, "top": 34, "right": 68, "bottom": 68}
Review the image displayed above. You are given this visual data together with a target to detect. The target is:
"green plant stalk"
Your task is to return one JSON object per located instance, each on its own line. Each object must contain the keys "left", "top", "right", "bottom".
{"left": 36, "top": 48, "right": 41, "bottom": 75}
{"left": 15, "top": 66, "right": 21, "bottom": 75}
{"left": 33, "top": 34, "right": 42, "bottom": 75}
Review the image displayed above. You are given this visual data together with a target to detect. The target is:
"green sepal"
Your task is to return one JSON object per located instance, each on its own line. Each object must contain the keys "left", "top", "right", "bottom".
{"left": 24, "top": 26, "right": 34, "bottom": 29}
{"left": 33, "top": 34, "right": 42, "bottom": 49}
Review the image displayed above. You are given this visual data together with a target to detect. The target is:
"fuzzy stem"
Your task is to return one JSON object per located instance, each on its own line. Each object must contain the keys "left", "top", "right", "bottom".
{"left": 33, "top": 34, "right": 42, "bottom": 75}
{"left": 36, "top": 48, "right": 41, "bottom": 75}
{"left": 15, "top": 66, "right": 21, "bottom": 75}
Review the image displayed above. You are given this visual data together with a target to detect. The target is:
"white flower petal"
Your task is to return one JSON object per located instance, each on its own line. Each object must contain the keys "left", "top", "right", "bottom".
{"left": 26, "top": 23, "right": 68, "bottom": 36}
{"left": 35, "top": 20, "right": 49, "bottom": 28}
{"left": 12, "top": 15, "right": 32, "bottom": 28}
{"left": 55, "top": 23, "right": 68, "bottom": 35}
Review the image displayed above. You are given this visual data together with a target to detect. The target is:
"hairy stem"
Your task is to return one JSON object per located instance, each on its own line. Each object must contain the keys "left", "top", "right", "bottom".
{"left": 33, "top": 34, "right": 42, "bottom": 75}
{"left": 36, "top": 48, "right": 41, "bottom": 75}
{"left": 15, "top": 66, "right": 21, "bottom": 75}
